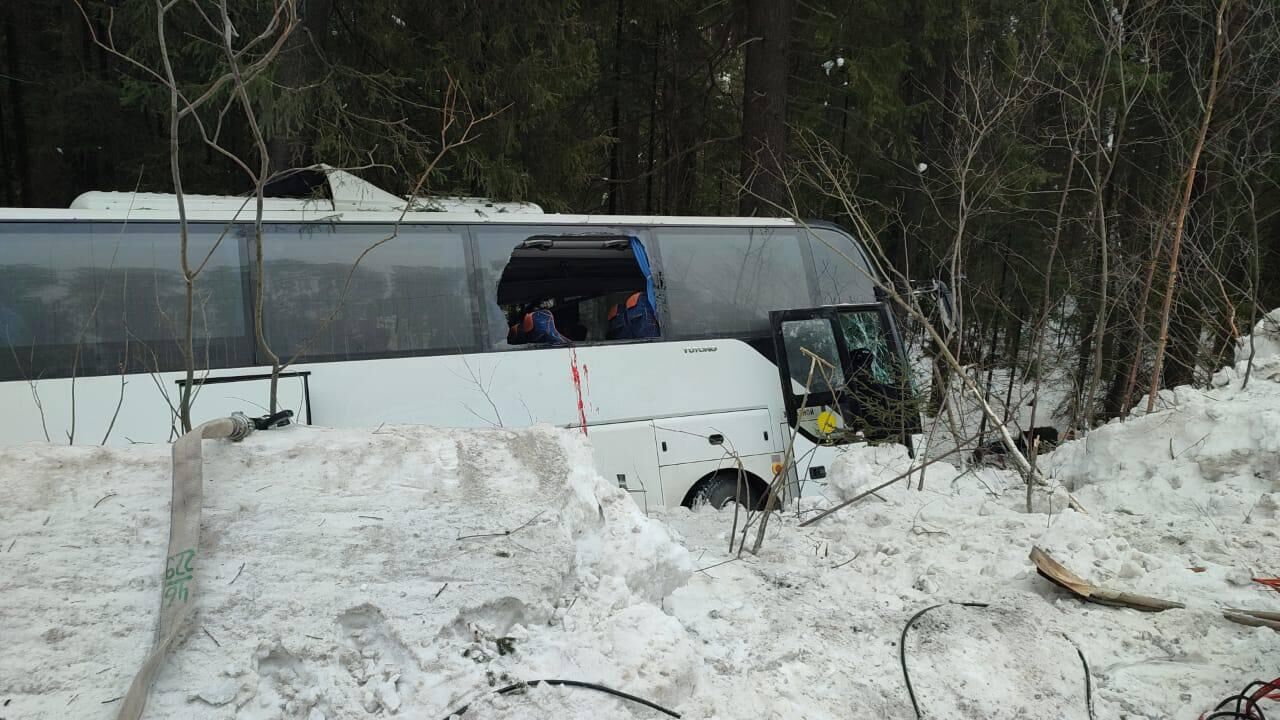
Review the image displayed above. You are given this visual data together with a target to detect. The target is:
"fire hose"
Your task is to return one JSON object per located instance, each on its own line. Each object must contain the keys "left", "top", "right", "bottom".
{"left": 116, "top": 410, "right": 290, "bottom": 720}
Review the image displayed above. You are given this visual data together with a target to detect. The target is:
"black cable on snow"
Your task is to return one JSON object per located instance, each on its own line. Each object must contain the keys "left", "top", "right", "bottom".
{"left": 899, "top": 602, "right": 1094, "bottom": 720}
{"left": 438, "top": 678, "right": 682, "bottom": 719}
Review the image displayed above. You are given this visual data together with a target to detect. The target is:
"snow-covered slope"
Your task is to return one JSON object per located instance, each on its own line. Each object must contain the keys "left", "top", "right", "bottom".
{"left": 1, "top": 426, "right": 693, "bottom": 719}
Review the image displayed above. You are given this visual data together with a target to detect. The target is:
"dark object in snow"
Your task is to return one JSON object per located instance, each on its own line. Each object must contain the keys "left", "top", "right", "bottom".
{"left": 1199, "top": 676, "right": 1279, "bottom": 719}
{"left": 899, "top": 601, "right": 1094, "bottom": 720}
{"left": 970, "top": 426, "right": 1060, "bottom": 468}
{"left": 438, "top": 679, "right": 681, "bottom": 719}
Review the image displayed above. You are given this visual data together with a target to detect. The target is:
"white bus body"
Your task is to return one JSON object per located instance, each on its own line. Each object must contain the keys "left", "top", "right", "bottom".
{"left": 0, "top": 174, "right": 919, "bottom": 509}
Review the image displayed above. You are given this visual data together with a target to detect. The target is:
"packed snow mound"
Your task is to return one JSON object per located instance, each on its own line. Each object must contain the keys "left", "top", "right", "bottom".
{"left": 0, "top": 425, "right": 694, "bottom": 719}
{"left": 1233, "top": 308, "right": 1280, "bottom": 378}
{"left": 1049, "top": 311, "right": 1280, "bottom": 518}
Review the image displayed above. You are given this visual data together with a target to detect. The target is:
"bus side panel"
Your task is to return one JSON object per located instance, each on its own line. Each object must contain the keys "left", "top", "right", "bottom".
{"left": 583, "top": 420, "right": 662, "bottom": 511}
{"left": 0, "top": 340, "right": 794, "bottom": 510}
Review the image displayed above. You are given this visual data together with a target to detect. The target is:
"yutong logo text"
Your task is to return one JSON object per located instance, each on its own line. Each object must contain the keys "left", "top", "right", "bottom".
{"left": 683, "top": 346, "right": 718, "bottom": 354}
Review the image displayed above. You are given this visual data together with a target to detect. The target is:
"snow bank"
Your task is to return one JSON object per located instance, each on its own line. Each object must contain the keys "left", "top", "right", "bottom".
{"left": 1234, "top": 308, "right": 1280, "bottom": 377}
{"left": 0, "top": 425, "right": 694, "bottom": 719}
{"left": 1049, "top": 311, "right": 1280, "bottom": 520}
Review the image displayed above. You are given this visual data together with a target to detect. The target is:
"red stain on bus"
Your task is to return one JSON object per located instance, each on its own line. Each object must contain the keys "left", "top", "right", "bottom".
{"left": 569, "top": 348, "right": 588, "bottom": 435}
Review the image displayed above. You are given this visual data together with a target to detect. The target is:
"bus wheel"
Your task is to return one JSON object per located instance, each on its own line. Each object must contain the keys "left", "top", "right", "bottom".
{"left": 690, "top": 471, "right": 766, "bottom": 511}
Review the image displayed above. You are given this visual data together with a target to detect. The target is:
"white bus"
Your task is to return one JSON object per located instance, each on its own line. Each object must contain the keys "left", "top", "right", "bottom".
{"left": 0, "top": 169, "right": 922, "bottom": 510}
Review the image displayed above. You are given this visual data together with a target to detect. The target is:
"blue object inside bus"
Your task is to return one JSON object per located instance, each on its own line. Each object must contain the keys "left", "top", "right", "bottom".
{"left": 504, "top": 235, "right": 658, "bottom": 346}
{"left": 630, "top": 236, "right": 657, "bottom": 315}
{"left": 507, "top": 308, "right": 568, "bottom": 345}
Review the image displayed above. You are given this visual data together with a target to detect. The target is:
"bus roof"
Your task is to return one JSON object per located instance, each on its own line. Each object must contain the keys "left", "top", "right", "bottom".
{"left": 0, "top": 207, "right": 803, "bottom": 226}
{"left": 0, "top": 165, "right": 803, "bottom": 227}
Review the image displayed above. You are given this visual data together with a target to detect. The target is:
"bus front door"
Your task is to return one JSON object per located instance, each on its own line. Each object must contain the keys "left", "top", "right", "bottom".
{"left": 769, "top": 304, "right": 920, "bottom": 451}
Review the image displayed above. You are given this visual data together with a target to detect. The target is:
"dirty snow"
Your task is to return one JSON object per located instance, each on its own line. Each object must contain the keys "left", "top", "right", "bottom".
{"left": 3, "top": 314, "right": 1280, "bottom": 719}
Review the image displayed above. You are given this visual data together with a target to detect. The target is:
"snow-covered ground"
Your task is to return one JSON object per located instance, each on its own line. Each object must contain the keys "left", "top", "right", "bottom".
{"left": 3, "top": 311, "right": 1279, "bottom": 719}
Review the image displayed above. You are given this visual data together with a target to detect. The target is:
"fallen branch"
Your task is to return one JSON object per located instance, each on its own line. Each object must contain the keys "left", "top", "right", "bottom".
{"left": 799, "top": 444, "right": 971, "bottom": 527}
{"left": 456, "top": 510, "right": 547, "bottom": 541}
{"left": 1031, "top": 546, "right": 1279, "bottom": 631}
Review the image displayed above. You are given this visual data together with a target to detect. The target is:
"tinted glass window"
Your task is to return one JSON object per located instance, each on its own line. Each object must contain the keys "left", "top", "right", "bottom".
{"left": 839, "top": 310, "right": 893, "bottom": 384}
{"left": 780, "top": 318, "right": 845, "bottom": 394}
{"left": 807, "top": 227, "right": 877, "bottom": 305}
{"left": 0, "top": 221, "right": 248, "bottom": 380}
{"left": 258, "top": 223, "right": 473, "bottom": 361}
{"left": 657, "top": 227, "right": 810, "bottom": 337}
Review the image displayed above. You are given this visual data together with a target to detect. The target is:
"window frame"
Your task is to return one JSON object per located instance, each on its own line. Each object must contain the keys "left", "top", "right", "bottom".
{"left": 246, "top": 220, "right": 482, "bottom": 366}
{"left": 469, "top": 224, "right": 661, "bottom": 352}
{"left": 651, "top": 225, "right": 816, "bottom": 342}
{"left": 0, "top": 219, "right": 255, "bottom": 381}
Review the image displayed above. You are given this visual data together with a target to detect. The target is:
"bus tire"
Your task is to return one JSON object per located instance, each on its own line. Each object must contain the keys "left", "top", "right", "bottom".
{"left": 687, "top": 470, "right": 769, "bottom": 511}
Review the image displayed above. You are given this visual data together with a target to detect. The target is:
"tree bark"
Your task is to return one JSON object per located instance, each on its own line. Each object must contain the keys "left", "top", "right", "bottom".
{"left": 606, "top": 0, "right": 625, "bottom": 213}
{"left": 3, "top": 5, "right": 31, "bottom": 206}
{"left": 1147, "top": 0, "right": 1230, "bottom": 411}
{"left": 738, "top": 0, "right": 791, "bottom": 216}
{"left": 267, "top": 0, "right": 331, "bottom": 172}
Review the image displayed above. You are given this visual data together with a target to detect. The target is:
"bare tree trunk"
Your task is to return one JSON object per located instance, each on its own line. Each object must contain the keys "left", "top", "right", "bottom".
{"left": 1028, "top": 154, "right": 1075, "bottom": 507}
{"left": 267, "top": 0, "right": 331, "bottom": 170}
{"left": 606, "top": 0, "right": 625, "bottom": 214}
{"left": 2, "top": 5, "right": 31, "bottom": 206}
{"left": 1121, "top": 224, "right": 1163, "bottom": 417}
{"left": 148, "top": 3, "right": 196, "bottom": 433}
{"left": 1083, "top": 180, "right": 1109, "bottom": 428}
{"left": 1147, "top": 0, "right": 1230, "bottom": 412}
{"left": 739, "top": 0, "right": 792, "bottom": 215}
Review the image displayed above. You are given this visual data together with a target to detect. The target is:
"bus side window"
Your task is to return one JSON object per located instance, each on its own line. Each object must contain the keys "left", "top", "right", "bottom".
{"left": 477, "top": 228, "right": 658, "bottom": 349}
{"left": 806, "top": 228, "right": 878, "bottom": 306}
{"left": 655, "top": 228, "right": 809, "bottom": 339}
{"left": 0, "top": 221, "right": 250, "bottom": 381}
{"left": 256, "top": 223, "right": 474, "bottom": 361}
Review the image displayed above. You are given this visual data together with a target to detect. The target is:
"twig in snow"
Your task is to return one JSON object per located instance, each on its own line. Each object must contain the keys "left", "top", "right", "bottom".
{"left": 800, "top": 445, "right": 972, "bottom": 527}
{"left": 67, "top": 693, "right": 79, "bottom": 705}
{"left": 202, "top": 627, "right": 221, "bottom": 647}
{"left": 1174, "top": 430, "right": 1214, "bottom": 459}
{"left": 434, "top": 583, "right": 449, "bottom": 599}
{"left": 909, "top": 501, "right": 948, "bottom": 536}
{"left": 696, "top": 557, "right": 741, "bottom": 576}
{"left": 456, "top": 510, "right": 547, "bottom": 541}
{"left": 43, "top": 515, "right": 50, "bottom": 525}
{"left": 832, "top": 552, "right": 861, "bottom": 569}
{"left": 358, "top": 515, "right": 384, "bottom": 521}
{"left": 256, "top": 484, "right": 271, "bottom": 492}
{"left": 93, "top": 493, "right": 117, "bottom": 509}
{"left": 228, "top": 562, "right": 245, "bottom": 585}
{"left": 101, "top": 696, "right": 122, "bottom": 704}
{"left": 1244, "top": 495, "right": 1264, "bottom": 524}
